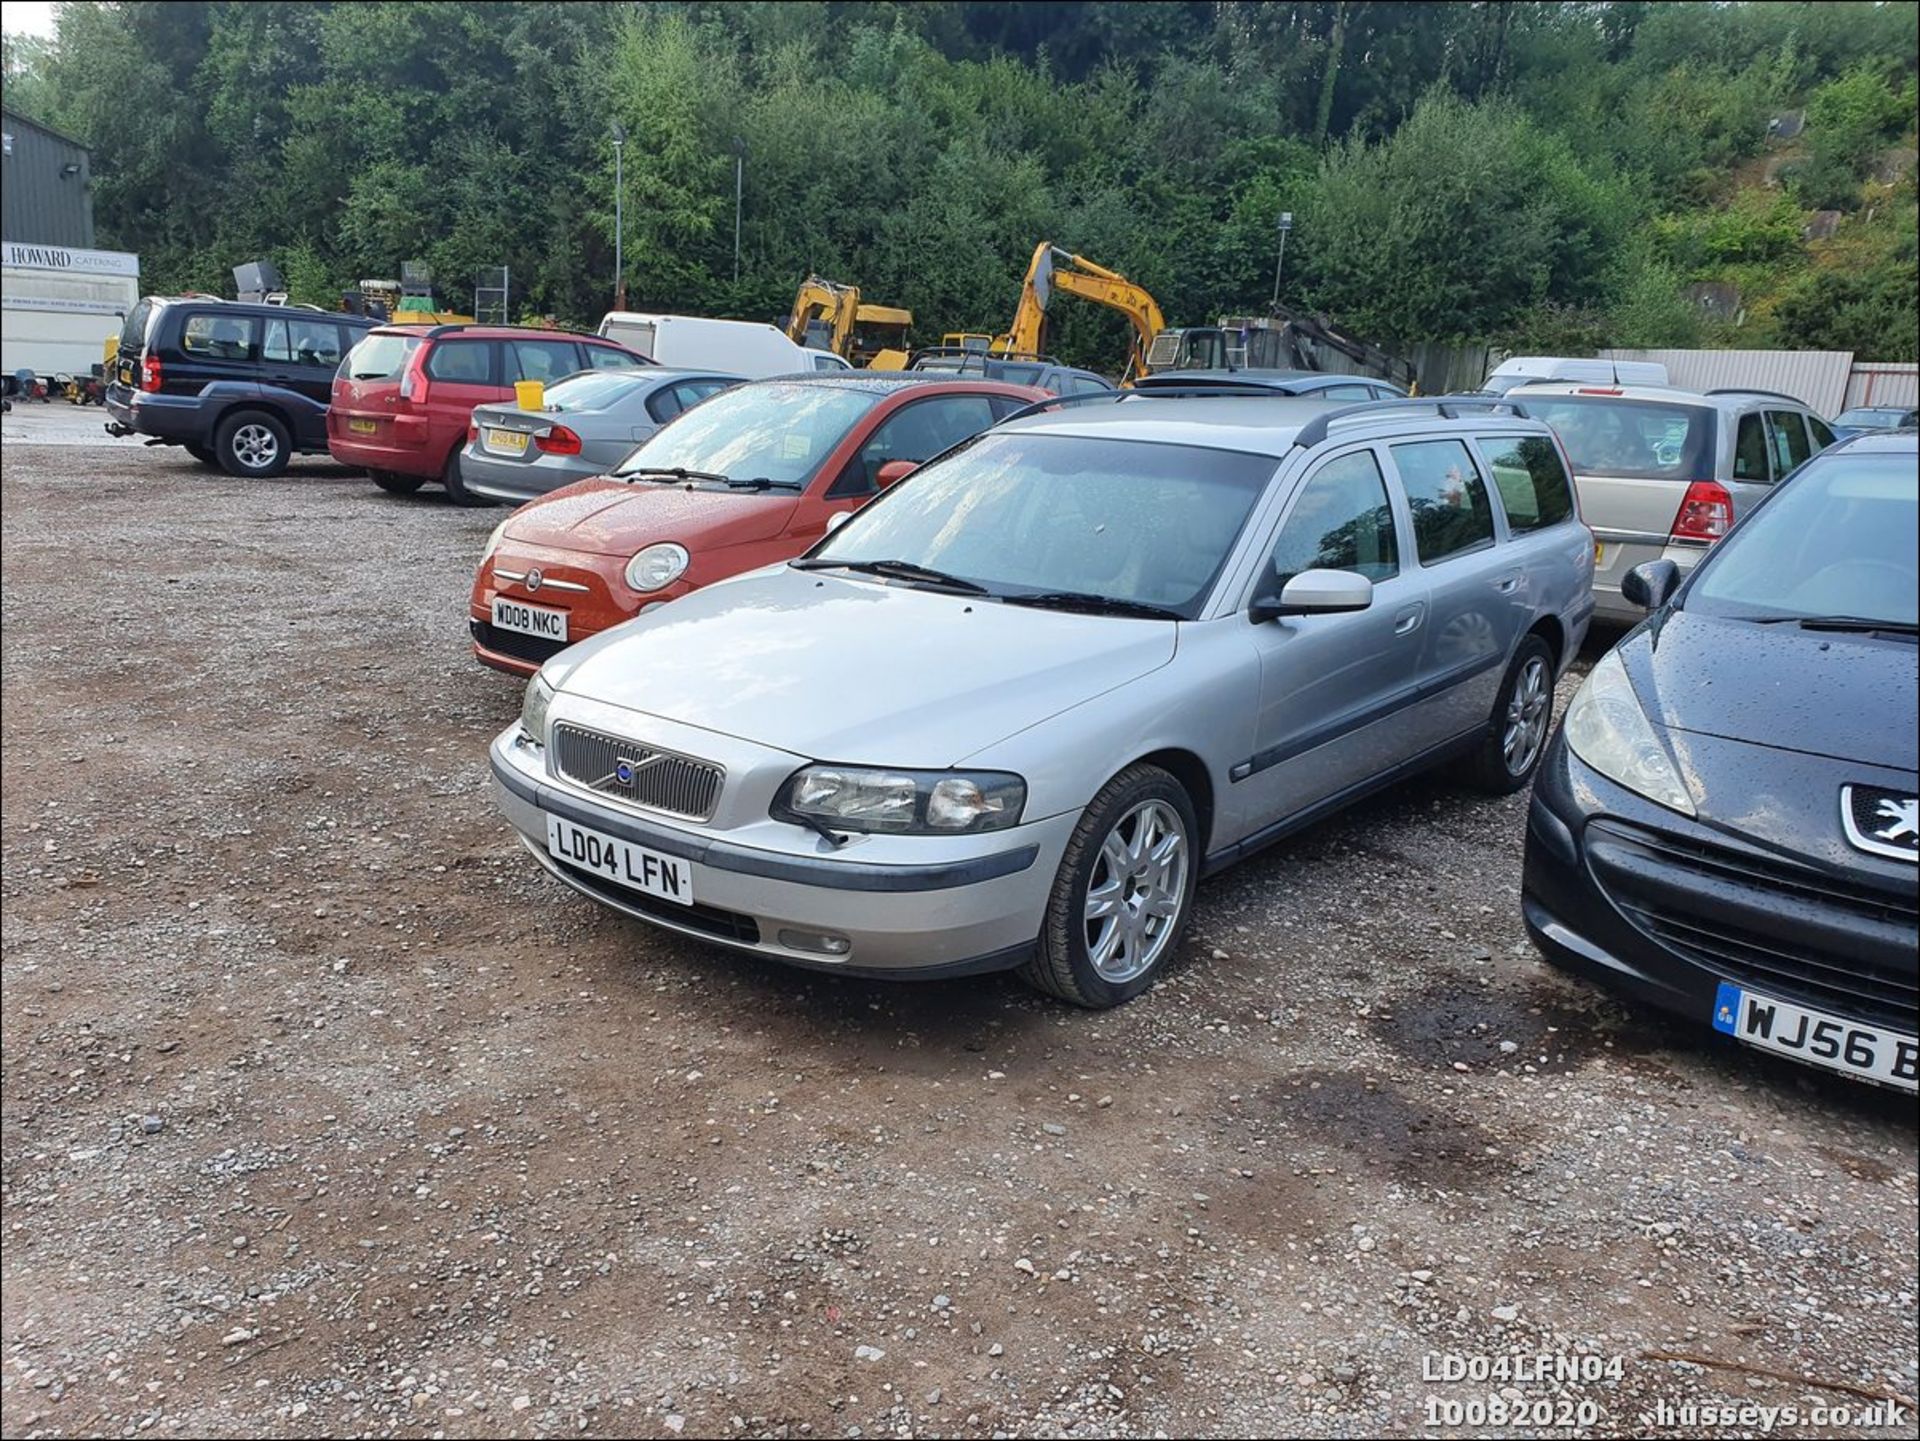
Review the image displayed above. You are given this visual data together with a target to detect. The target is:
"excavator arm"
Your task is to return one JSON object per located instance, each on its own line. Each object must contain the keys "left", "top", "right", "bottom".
{"left": 787, "top": 276, "right": 858, "bottom": 355}
{"left": 996, "top": 243, "right": 1167, "bottom": 383}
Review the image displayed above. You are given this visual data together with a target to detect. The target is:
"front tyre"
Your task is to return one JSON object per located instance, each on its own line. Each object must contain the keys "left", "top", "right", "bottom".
{"left": 1463, "top": 634, "right": 1556, "bottom": 794}
{"left": 370, "top": 469, "right": 427, "bottom": 496}
{"left": 214, "top": 410, "right": 291, "bottom": 478}
{"left": 1020, "top": 764, "right": 1198, "bottom": 1008}
{"left": 184, "top": 442, "right": 221, "bottom": 467}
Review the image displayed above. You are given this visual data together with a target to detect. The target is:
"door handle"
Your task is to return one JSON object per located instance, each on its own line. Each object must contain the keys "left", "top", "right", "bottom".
{"left": 1393, "top": 604, "right": 1423, "bottom": 636}
{"left": 1494, "top": 576, "right": 1519, "bottom": 594}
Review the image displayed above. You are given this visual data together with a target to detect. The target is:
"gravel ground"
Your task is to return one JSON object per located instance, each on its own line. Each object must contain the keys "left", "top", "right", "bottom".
{"left": 2, "top": 438, "right": 1915, "bottom": 1440}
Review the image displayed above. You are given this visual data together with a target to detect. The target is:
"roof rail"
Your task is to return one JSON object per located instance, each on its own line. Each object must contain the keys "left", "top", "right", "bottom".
{"left": 1290, "top": 395, "right": 1532, "bottom": 449}
{"left": 1703, "top": 387, "right": 1805, "bottom": 405}
{"left": 422, "top": 323, "right": 471, "bottom": 339}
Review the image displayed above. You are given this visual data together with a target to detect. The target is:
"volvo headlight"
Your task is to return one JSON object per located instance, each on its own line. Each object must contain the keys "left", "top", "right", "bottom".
{"left": 775, "top": 766, "right": 1026, "bottom": 835}
{"left": 520, "top": 672, "right": 557, "bottom": 745}
{"left": 1563, "top": 650, "right": 1693, "bottom": 816}
{"left": 625, "top": 542, "right": 689, "bottom": 593}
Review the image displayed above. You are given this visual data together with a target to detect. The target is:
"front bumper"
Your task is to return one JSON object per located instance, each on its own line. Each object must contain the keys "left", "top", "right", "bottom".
{"left": 1523, "top": 730, "right": 1919, "bottom": 1043}
{"left": 490, "top": 726, "right": 1071, "bottom": 977}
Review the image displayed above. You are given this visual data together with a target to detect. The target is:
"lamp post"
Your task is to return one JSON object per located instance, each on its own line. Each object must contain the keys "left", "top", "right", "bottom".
{"left": 732, "top": 137, "right": 746, "bottom": 288}
{"left": 611, "top": 120, "right": 626, "bottom": 311}
{"left": 1271, "top": 210, "right": 1293, "bottom": 309}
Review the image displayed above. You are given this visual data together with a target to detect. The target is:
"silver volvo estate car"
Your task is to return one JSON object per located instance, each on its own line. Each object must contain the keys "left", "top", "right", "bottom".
{"left": 489, "top": 392, "right": 1595, "bottom": 1006}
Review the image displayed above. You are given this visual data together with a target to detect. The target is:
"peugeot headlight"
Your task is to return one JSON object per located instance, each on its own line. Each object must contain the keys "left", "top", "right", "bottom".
{"left": 625, "top": 542, "right": 689, "bottom": 593}
{"left": 482, "top": 518, "right": 511, "bottom": 563}
{"left": 1563, "top": 650, "right": 1694, "bottom": 816}
{"left": 520, "top": 672, "right": 557, "bottom": 745}
{"left": 775, "top": 766, "right": 1026, "bottom": 835}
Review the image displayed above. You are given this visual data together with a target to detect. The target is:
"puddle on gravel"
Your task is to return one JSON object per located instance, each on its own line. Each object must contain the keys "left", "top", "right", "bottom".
{"left": 1266, "top": 1069, "right": 1513, "bottom": 1190}
{"left": 1369, "top": 979, "right": 1636, "bottom": 1074}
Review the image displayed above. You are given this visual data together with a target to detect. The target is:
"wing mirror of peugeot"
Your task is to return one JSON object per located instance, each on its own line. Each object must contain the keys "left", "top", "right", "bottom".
{"left": 875, "top": 459, "right": 918, "bottom": 489}
{"left": 1250, "top": 568, "right": 1375, "bottom": 623}
{"left": 1621, "top": 559, "right": 1680, "bottom": 611}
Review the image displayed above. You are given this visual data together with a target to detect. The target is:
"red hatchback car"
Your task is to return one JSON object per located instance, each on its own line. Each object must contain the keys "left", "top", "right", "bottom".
{"left": 328, "top": 324, "right": 650, "bottom": 504}
{"left": 470, "top": 373, "right": 1044, "bottom": 676}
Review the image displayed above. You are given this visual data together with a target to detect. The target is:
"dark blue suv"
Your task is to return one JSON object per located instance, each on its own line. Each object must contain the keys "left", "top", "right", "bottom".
{"left": 105, "top": 297, "right": 379, "bottom": 476}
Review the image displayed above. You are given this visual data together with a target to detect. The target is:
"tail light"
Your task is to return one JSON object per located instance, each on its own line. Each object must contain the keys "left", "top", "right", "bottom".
{"left": 399, "top": 347, "right": 430, "bottom": 405}
{"left": 536, "top": 424, "right": 582, "bottom": 456}
{"left": 467, "top": 419, "right": 479, "bottom": 444}
{"left": 1670, "top": 481, "right": 1733, "bottom": 543}
{"left": 140, "top": 354, "right": 163, "bottom": 393}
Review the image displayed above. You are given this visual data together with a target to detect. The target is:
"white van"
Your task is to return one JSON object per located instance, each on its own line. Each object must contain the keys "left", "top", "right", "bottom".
{"left": 1, "top": 242, "right": 141, "bottom": 383}
{"left": 597, "top": 312, "right": 850, "bottom": 379}
{"left": 1483, "top": 355, "right": 1669, "bottom": 395}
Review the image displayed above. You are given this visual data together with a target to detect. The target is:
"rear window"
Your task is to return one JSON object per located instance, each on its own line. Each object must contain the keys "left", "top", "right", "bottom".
{"left": 1478, "top": 434, "right": 1575, "bottom": 531}
{"left": 585, "top": 344, "right": 647, "bottom": 371}
{"left": 506, "top": 338, "right": 582, "bottom": 384}
{"left": 600, "top": 320, "right": 656, "bottom": 356}
{"left": 119, "top": 299, "right": 154, "bottom": 353}
{"left": 340, "top": 333, "right": 420, "bottom": 381}
{"left": 540, "top": 371, "right": 649, "bottom": 413}
{"left": 1518, "top": 397, "right": 1713, "bottom": 481}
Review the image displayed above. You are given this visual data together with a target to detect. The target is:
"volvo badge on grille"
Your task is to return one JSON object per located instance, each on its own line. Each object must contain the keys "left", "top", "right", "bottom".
{"left": 614, "top": 754, "right": 667, "bottom": 786}
{"left": 1841, "top": 785, "right": 1919, "bottom": 862}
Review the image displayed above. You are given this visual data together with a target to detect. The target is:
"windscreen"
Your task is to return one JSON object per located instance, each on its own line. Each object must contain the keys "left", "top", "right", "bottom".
{"left": 1518, "top": 397, "right": 1713, "bottom": 481}
{"left": 1686, "top": 452, "right": 1917, "bottom": 626}
{"left": 806, "top": 431, "right": 1277, "bottom": 618}
{"left": 611, "top": 382, "right": 879, "bottom": 488}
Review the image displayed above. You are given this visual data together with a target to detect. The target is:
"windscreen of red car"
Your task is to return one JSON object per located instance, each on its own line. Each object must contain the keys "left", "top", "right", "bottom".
{"left": 611, "top": 383, "right": 880, "bottom": 489}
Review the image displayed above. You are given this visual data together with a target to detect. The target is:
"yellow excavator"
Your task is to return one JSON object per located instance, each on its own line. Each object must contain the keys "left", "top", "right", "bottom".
{"left": 786, "top": 275, "right": 912, "bottom": 369}
{"left": 984, "top": 242, "right": 1167, "bottom": 384}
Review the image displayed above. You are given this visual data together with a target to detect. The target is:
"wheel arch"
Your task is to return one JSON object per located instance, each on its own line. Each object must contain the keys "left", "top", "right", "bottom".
{"left": 1126, "top": 747, "right": 1215, "bottom": 853}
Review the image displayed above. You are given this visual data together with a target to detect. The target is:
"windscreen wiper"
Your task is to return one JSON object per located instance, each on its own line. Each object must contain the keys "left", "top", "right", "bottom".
{"left": 1002, "top": 590, "right": 1184, "bottom": 621}
{"left": 1792, "top": 615, "right": 1920, "bottom": 635}
{"left": 616, "top": 466, "right": 730, "bottom": 485}
{"left": 722, "top": 476, "right": 802, "bottom": 490}
{"left": 791, "top": 557, "right": 989, "bottom": 594}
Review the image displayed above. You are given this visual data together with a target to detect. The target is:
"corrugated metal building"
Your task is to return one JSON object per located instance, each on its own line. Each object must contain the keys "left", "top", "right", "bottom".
{"left": 1, "top": 108, "right": 96, "bottom": 247}
{"left": 1601, "top": 348, "right": 1919, "bottom": 418}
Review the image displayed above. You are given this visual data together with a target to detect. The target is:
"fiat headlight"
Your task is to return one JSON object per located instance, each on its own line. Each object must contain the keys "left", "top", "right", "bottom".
{"left": 482, "top": 518, "right": 511, "bottom": 563}
{"left": 625, "top": 542, "right": 689, "bottom": 593}
{"left": 775, "top": 766, "right": 1026, "bottom": 835}
{"left": 520, "top": 672, "right": 556, "bottom": 745}
{"left": 1563, "top": 650, "right": 1694, "bottom": 816}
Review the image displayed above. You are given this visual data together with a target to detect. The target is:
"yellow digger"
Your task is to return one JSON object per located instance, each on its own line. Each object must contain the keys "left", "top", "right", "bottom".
{"left": 786, "top": 276, "right": 912, "bottom": 369}
{"left": 982, "top": 242, "right": 1168, "bottom": 384}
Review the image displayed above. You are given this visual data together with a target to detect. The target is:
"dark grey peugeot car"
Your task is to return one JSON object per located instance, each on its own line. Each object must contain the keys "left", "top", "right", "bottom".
{"left": 1523, "top": 429, "right": 1918, "bottom": 1090}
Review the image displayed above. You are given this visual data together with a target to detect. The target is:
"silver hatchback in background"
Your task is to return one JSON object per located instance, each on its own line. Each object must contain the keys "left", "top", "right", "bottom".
{"left": 490, "top": 391, "right": 1594, "bottom": 1007}
{"left": 1511, "top": 383, "right": 1838, "bottom": 624}
{"left": 460, "top": 368, "right": 740, "bottom": 504}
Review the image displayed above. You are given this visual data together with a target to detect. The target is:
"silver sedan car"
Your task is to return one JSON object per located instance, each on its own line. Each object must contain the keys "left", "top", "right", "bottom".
{"left": 460, "top": 368, "right": 739, "bottom": 504}
{"left": 490, "top": 393, "right": 1594, "bottom": 1006}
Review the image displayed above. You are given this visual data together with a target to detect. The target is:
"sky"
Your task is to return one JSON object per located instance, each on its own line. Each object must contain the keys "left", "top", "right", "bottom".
{"left": 1, "top": 1, "right": 58, "bottom": 39}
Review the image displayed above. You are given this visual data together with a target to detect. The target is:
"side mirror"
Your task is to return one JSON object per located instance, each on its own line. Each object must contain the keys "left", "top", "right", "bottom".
{"left": 1250, "top": 568, "right": 1374, "bottom": 623}
{"left": 1620, "top": 559, "right": 1680, "bottom": 611}
{"left": 875, "top": 459, "right": 918, "bottom": 489}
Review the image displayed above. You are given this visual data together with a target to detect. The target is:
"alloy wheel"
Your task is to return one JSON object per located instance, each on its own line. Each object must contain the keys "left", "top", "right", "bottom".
{"left": 1083, "top": 799, "right": 1189, "bottom": 983}
{"left": 233, "top": 424, "right": 280, "bottom": 471}
{"left": 1503, "top": 655, "right": 1552, "bottom": 775}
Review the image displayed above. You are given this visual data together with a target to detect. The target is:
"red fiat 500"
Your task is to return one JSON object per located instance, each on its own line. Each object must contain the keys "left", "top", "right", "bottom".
{"left": 470, "top": 373, "right": 1044, "bottom": 675}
